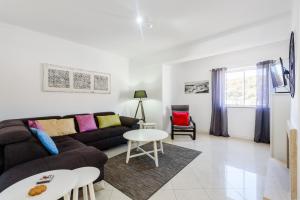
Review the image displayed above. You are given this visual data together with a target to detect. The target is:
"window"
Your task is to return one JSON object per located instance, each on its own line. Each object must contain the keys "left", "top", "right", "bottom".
{"left": 225, "top": 68, "right": 256, "bottom": 107}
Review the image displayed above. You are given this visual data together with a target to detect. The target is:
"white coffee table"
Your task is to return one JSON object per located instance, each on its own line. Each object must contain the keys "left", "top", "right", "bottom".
{"left": 123, "top": 129, "right": 168, "bottom": 167}
{"left": 0, "top": 170, "right": 77, "bottom": 200}
{"left": 72, "top": 167, "right": 100, "bottom": 200}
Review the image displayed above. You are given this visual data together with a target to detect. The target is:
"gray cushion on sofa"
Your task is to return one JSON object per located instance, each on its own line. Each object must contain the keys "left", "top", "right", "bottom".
{"left": 70, "top": 126, "right": 130, "bottom": 143}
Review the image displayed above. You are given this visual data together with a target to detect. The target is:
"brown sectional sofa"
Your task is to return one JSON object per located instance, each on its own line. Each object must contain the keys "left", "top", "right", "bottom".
{"left": 0, "top": 112, "right": 139, "bottom": 192}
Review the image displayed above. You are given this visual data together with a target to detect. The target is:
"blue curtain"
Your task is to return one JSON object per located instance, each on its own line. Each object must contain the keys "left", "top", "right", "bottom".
{"left": 254, "top": 60, "right": 275, "bottom": 143}
{"left": 210, "top": 68, "right": 229, "bottom": 137}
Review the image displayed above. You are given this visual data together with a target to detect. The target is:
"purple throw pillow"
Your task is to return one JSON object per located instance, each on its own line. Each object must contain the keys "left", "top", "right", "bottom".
{"left": 75, "top": 114, "right": 97, "bottom": 132}
{"left": 28, "top": 120, "right": 44, "bottom": 131}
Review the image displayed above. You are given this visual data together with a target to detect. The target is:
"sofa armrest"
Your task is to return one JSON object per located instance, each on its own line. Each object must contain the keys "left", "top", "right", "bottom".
{"left": 119, "top": 116, "right": 140, "bottom": 129}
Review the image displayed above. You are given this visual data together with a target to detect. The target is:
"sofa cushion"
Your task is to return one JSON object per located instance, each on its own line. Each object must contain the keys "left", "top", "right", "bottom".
{"left": 4, "top": 137, "right": 49, "bottom": 170}
{"left": 75, "top": 114, "right": 97, "bottom": 132}
{"left": 30, "top": 128, "right": 59, "bottom": 155}
{"left": 36, "top": 119, "right": 58, "bottom": 136}
{"left": 70, "top": 126, "right": 130, "bottom": 144}
{"left": 119, "top": 116, "right": 140, "bottom": 128}
{"left": 0, "top": 120, "right": 25, "bottom": 129}
{"left": 52, "top": 136, "right": 85, "bottom": 153}
{"left": 56, "top": 118, "right": 77, "bottom": 135}
{"left": 0, "top": 146, "right": 108, "bottom": 192}
{"left": 0, "top": 121, "right": 31, "bottom": 145}
{"left": 96, "top": 115, "right": 121, "bottom": 129}
{"left": 63, "top": 113, "right": 90, "bottom": 132}
{"left": 93, "top": 112, "right": 115, "bottom": 127}
{"left": 36, "top": 119, "right": 77, "bottom": 136}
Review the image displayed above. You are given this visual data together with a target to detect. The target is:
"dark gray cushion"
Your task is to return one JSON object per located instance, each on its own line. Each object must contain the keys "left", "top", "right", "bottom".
{"left": 0, "top": 121, "right": 31, "bottom": 145}
{"left": 70, "top": 126, "right": 130, "bottom": 144}
{"left": 4, "top": 137, "right": 49, "bottom": 170}
{"left": 119, "top": 116, "right": 139, "bottom": 128}
{"left": 52, "top": 136, "right": 86, "bottom": 153}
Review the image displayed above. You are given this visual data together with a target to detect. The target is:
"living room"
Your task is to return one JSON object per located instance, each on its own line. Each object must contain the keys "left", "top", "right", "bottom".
{"left": 0, "top": 0, "right": 299, "bottom": 200}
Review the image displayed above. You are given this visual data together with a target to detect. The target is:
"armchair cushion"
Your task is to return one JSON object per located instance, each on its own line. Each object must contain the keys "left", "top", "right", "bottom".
{"left": 173, "top": 123, "right": 194, "bottom": 129}
{"left": 172, "top": 111, "right": 190, "bottom": 126}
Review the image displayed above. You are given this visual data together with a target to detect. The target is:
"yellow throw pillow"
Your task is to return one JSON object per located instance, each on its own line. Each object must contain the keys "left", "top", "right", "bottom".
{"left": 97, "top": 115, "right": 121, "bottom": 129}
{"left": 37, "top": 119, "right": 59, "bottom": 137}
{"left": 36, "top": 118, "right": 77, "bottom": 136}
{"left": 56, "top": 118, "right": 77, "bottom": 135}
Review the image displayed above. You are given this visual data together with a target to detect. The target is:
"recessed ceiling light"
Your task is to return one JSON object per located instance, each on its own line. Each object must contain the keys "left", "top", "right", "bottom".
{"left": 136, "top": 16, "right": 144, "bottom": 25}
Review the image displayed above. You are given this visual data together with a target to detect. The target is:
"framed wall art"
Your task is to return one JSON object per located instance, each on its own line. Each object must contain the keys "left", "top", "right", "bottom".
{"left": 42, "top": 63, "right": 111, "bottom": 94}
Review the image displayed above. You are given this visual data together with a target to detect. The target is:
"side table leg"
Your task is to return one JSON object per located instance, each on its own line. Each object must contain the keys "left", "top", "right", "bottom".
{"left": 153, "top": 141, "right": 158, "bottom": 167}
{"left": 72, "top": 187, "right": 79, "bottom": 200}
{"left": 83, "top": 185, "right": 88, "bottom": 200}
{"left": 88, "top": 183, "right": 96, "bottom": 200}
{"left": 160, "top": 140, "right": 164, "bottom": 154}
{"left": 64, "top": 192, "right": 70, "bottom": 200}
{"left": 126, "top": 140, "right": 132, "bottom": 163}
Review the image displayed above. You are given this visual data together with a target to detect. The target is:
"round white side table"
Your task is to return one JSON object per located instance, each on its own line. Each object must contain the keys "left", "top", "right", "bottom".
{"left": 123, "top": 129, "right": 168, "bottom": 167}
{"left": 72, "top": 167, "right": 100, "bottom": 200}
{"left": 0, "top": 170, "right": 77, "bottom": 200}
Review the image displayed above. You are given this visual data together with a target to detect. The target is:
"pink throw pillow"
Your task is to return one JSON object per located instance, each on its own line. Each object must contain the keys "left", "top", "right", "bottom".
{"left": 28, "top": 120, "right": 44, "bottom": 130}
{"left": 75, "top": 114, "right": 97, "bottom": 132}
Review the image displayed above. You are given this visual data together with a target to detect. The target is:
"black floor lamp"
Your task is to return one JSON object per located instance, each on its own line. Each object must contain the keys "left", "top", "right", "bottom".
{"left": 134, "top": 90, "right": 147, "bottom": 122}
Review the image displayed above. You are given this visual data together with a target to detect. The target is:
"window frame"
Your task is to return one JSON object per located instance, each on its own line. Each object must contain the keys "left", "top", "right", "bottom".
{"left": 225, "top": 67, "right": 257, "bottom": 108}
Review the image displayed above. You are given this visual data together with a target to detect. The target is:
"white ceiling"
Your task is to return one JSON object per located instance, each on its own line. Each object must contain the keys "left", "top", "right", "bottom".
{"left": 0, "top": 0, "right": 292, "bottom": 58}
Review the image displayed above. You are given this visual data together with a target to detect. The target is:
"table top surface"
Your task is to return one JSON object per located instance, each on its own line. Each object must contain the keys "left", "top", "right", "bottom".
{"left": 0, "top": 170, "right": 77, "bottom": 200}
{"left": 123, "top": 129, "right": 168, "bottom": 142}
{"left": 72, "top": 167, "right": 100, "bottom": 188}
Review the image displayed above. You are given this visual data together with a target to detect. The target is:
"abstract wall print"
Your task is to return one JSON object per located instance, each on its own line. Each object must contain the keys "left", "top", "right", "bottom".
{"left": 93, "top": 73, "right": 111, "bottom": 94}
{"left": 185, "top": 81, "right": 209, "bottom": 94}
{"left": 42, "top": 63, "right": 111, "bottom": 94}
{"left": 73, "top": 71, "right": 92, "bottom": 92}
{"left": 43, "top": 64, "right": 72, "bottom": 92}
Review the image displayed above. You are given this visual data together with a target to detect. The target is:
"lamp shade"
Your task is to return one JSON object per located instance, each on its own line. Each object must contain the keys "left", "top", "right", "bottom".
{"left": 134, "top": 90, "right": 147, "bottom": 98}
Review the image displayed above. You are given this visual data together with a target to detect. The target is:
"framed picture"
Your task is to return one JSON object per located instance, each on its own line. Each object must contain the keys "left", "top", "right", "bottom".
{"left": 43, "top": 64, "right": 72, "bottom": 92}
{"left": 42, "top": 63, "right": 111, "bottom": 94}
{"left": 185, "top": 81, "right": 209, "bottom": 94}
{"left": 72, "top": 70, "right": 92, "bottom": 93}
{"left": 92, "top": 72, "right": 111, "bottom": 94}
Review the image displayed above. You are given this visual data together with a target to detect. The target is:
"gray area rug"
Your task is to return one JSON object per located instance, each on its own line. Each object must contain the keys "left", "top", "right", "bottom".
{"left": 104, "top": 143, "right": 201, "bottom": 200}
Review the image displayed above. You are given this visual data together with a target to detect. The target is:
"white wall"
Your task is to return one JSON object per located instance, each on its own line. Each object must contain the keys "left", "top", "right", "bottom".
{"left": 128, "top": 64, "right": 163, "bottom": 128}
{"left": 291, "top": 0, "right": 300, "bottom": 198}
{"left": 271, "top": 94, "right": 290, "bottom": 162}
{"left": 130, "top": 15, "right": 291, "bottom": 130}
{"left": 0, "top": 22, "right": 130, "bottom": 120}
{"left": 167, "top": 41, "right": 290, "bottom": 143}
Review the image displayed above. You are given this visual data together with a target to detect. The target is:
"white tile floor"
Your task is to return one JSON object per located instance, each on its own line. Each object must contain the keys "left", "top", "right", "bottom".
{"left": 94, "top": 133, "right": 270, "bottom": 200}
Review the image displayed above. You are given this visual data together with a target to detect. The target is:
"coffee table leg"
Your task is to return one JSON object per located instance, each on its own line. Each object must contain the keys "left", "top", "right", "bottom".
{"left": 160, "top": 140, "right": 164, "bottom": 154}
{"left": 83, "top": 185, "right": 88, "bottom": 200}
{"left": 88, "top": 183, "right": 96, "bottom": 200}
{"left": 153, "top": 141, "right": 158, "bottom": 167}
{"left": 136, "top": 141, "right": 140, "bottom": 151}
{"left": 72, "top": 187, "right": 78, "bottom": 200}
{"left": 126, "top": 140, "right": 132, "bottom": 163}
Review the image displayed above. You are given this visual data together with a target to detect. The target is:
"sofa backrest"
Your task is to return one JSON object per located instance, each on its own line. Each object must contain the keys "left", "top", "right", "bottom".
{"left": 0, "top": 120, "right": 48, "bottom": 174}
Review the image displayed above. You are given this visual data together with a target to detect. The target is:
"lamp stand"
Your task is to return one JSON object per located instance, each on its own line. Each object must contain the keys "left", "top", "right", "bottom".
{"left": 134, "top": 98, "right": 146, "bottom": 122}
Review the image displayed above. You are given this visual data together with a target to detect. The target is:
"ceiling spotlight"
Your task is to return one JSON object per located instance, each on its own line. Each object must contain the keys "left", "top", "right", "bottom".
{"left": 136, "top": 16, "right": 153, "bottom": 30}
{"left": 136, "top": 16, "right": 144, "bottom": 25}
